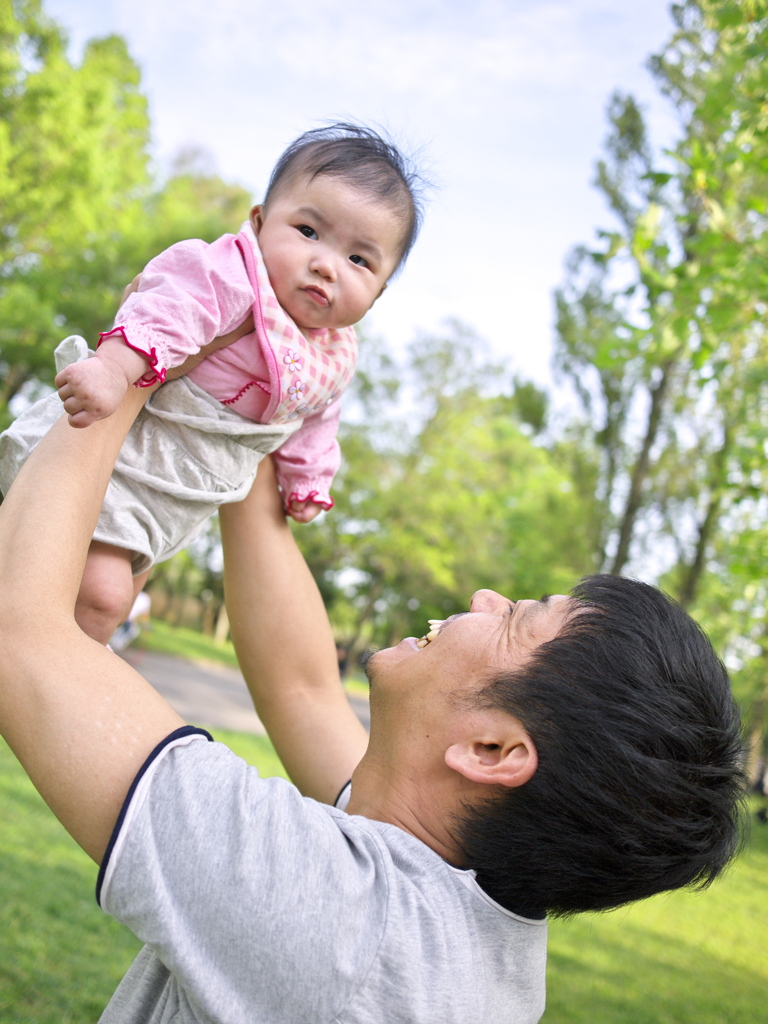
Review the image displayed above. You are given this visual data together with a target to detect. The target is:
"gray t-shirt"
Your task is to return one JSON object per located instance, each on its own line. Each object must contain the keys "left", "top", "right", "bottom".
{"left": 98, "top": 729, "right": 547, "bottom": 1023}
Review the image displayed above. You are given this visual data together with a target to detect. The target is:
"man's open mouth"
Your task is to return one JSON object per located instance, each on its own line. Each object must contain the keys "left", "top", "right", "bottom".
{"left": 416, "top": 620, "right": 444, "bottom": 649}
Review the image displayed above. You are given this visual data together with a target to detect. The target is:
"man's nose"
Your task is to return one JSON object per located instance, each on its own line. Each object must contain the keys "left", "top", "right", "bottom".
{"left": 469, "top": 589, "right": 511, "bottom": 613}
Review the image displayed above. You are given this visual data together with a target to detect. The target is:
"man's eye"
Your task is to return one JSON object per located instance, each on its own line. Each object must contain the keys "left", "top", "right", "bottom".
{"left": 297, "top": 225, "right": 317, "bottom": 239}
{"left": 349, "top": 254, "right": 368, "bottom": 267}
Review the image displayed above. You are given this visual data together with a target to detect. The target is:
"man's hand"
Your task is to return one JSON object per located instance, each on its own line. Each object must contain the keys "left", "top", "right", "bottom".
{"left": 286, "top": 498, "right": 325, "bottom": 524}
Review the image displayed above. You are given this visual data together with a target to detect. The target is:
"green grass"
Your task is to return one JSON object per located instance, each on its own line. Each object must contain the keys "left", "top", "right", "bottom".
{"left": 0, "top": 729, "right": 286, "bottom": 1023}
{"left": 544, "top": 809, "right": 768, "bottom": 1023}
{"left": 137, "top": 618, "right": 241, "bottom": 669}
{"left": 0, "top": 739, "right": 140, "bottom": 1023}
{"left": 1, "top": 730, "right": 766, "bottom": 1023}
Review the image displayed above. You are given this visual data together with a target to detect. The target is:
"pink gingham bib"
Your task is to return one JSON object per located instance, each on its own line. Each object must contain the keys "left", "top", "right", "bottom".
{"left": 235, "top": 225, "right": 358, "bottom": 424}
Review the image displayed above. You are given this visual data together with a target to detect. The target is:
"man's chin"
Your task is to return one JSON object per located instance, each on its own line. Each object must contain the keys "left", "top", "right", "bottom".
{"left": 358, "top": 648, "right": 379, "bottom": 679}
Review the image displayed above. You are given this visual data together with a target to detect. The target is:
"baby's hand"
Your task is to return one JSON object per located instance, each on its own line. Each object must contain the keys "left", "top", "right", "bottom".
{"left": 55, "top": 358, "right": 132, "bottom": 428}
{"left": 286, "top": 498, "right": 326, "bottom": 524}
{"left": 55, "top": 339, "right": 150, "bottom": 428}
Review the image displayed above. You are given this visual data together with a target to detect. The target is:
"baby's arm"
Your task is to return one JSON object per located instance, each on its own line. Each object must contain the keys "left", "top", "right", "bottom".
{"left": 57, "top": 235, "right": 255, "bottom": 427}
{"left": 118, "top": 273, "right": 256, "bottom": 382}
{"left": 113, "top": 236, "right": 255, "bottom": 382}
{"left": 273, "top": 399, "right": 342, "bottom": 523}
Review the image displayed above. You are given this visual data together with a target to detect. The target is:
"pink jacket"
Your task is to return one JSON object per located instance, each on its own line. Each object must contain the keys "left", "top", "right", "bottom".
{"left": 100, "top": 224, "right": 359, "bottom": 509}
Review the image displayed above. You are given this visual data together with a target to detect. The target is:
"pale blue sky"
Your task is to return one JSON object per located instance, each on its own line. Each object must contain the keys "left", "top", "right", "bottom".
{"left": 46, "top": 0, "right": 679, "bottom": 386}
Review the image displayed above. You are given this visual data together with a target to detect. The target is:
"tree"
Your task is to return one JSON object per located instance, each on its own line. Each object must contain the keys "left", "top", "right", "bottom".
{"left": 554, "top": 1, "right": 768, "bottom": 590}
{"left": 553, "top": 0, "right": 768, "bottom": 748}
{"left": 296, "top": 323, "right": 597, "bottom": 652}
{"left": 0, "top": 1, "right": 252, "bottom": 425}
{"left": 1, "top": 1, "right": 151, "bottom": 418}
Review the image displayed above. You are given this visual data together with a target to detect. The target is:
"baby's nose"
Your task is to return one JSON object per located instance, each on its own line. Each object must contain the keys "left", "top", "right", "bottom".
{"left": 310, "top": 251, "right": 336, "bottom": 280}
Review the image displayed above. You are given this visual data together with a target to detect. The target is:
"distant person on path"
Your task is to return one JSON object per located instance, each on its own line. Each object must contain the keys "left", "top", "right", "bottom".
{"left": 0, "top": 123, "right": 425, "bottom": 645}
{"left": 109, "top": 590, "right": 151, "bottom": 653}
{"left": 336, "top": 641, "right": 349, "bottom": 679}
{"left": 0, "top": 382, "right": 747, "bottom": 1022}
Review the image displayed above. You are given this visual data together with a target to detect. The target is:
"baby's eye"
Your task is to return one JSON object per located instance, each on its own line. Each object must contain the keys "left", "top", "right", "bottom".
{"left": 349, "top": 254, "right": 369, "bottom": 267}
{"left": 297, "top": 225, "right": 317, "bottom": 239}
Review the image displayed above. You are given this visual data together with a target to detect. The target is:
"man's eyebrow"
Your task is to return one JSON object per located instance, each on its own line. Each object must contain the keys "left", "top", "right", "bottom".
{"left": 539, "top": 594, "right": 552, "bottom": 605}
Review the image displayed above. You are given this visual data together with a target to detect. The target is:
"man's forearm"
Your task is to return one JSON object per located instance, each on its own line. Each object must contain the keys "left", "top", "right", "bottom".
{"left": 220, "top": 458, "right": 368, "bottom": 802}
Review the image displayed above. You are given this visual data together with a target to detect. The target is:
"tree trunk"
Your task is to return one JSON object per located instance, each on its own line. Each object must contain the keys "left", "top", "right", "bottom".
{"left": 609, "top": 359, "right": 674, "bottom": 575}
{"left": 214, "top": 602, "right": 230, "bottom": 644}
{"left": 676, "top": 427, "right": 731, "bottom": 610}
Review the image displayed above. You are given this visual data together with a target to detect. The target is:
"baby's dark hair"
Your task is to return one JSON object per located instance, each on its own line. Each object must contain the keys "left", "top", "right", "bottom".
{"left": 264, "top": 122, "right": 426, "bottom": 273}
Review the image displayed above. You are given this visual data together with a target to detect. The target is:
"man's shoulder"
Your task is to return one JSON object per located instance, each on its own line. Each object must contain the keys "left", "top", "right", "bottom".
{"left": 102, "top": 742, "right": 547, "bottom": 1024}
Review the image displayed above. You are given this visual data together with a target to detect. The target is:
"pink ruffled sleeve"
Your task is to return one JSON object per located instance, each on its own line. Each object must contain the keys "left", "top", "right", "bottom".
{"left": 101, "top": 235, "right": 255, "bottom": 385}
{"left": 273, "top": 398, "right": 343, "bottom": 511}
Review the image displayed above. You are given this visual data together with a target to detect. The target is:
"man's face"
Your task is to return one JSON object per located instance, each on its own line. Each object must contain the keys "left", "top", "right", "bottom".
{"left": 252, "top": 174, "right": 402, "bottom": 332}
{"left": 364, "top": 590, "right": 575, "bottom": 724}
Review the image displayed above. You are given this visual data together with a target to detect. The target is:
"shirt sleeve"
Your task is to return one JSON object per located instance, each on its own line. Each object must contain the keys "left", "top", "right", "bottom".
{"left": 98, "top": 737, "right": 386, "bottom": 1023}
{"left": 101, "top": 234, "right": 256, "bottom": 385}
{"left": 272, "top": 397, "right": 343, "bottom": 511}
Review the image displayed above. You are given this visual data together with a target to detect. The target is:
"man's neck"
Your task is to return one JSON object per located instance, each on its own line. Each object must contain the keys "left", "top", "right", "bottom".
{"left": 345, "top": 758, "right": 468, "bottom": 866}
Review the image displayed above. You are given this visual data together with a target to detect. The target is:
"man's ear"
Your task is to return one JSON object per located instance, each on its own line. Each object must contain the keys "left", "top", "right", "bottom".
{"left": 250, "top": 204, "right": 264, "bottom": 235}
{"left": 445, "top": 718, "right": 537, "bottom": 789}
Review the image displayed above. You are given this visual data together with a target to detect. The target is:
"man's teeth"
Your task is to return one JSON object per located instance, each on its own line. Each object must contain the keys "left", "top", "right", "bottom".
{"left": 417, "top": 620, "right": 444, "bottom": 648}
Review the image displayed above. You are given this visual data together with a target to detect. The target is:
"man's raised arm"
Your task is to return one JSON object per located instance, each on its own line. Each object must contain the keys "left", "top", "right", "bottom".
{"left": 220, "top": 457, "right": 368, "bottom": 802}
{"left": 0, "top": 389, "right": 185, "bottom": 864}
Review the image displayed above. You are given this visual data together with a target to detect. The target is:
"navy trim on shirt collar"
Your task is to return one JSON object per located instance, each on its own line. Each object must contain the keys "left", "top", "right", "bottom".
{"left": 96, "top": 725, "right": 213, "bottom": 906}
{"left": 334, "top": 780, "right": 352, "bottom": 809}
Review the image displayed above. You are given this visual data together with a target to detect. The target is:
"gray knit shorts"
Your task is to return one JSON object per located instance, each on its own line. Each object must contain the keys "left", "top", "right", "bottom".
{"left": 0, "top": 337, "right": 300, "bottom": 574}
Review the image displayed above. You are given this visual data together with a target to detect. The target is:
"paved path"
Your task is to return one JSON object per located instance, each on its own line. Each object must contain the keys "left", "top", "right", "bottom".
{"left": 119, "top": 647, "right": 370, "bottom": 734}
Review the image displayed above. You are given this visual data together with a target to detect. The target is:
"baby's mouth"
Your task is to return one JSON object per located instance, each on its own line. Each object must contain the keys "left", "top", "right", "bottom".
{"left": 416, "top": 620, "right": 444, "bottom": 649}
{"left": 304, "top": 286, "right": 330, "bottom": 307}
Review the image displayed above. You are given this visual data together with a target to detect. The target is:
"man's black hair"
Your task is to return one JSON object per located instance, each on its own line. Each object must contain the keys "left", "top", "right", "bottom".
{"left": 453, "top": 575, "right": 748, "bottom": 919}
{"left": 264, "top": 122, "right": 425, "bottom": 273}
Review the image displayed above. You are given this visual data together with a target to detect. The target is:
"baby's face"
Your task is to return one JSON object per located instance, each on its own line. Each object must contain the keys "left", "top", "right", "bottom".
{"left": 251, "top": 174, "right": 403, "bottom": 332}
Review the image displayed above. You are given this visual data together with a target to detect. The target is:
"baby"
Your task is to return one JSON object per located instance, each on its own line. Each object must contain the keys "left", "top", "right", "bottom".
{"left": 0, "top": 123, "right": 423, "bottom": 644}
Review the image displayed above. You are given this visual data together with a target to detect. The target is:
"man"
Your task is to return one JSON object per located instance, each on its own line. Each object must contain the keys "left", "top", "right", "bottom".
{"left": 0, "top": 387, "right": 746, "bottom": 1023}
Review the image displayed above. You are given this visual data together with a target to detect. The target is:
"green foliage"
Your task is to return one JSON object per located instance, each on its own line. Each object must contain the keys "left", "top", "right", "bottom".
{"left": 1, "top": 2, "right": 151, "bottom": 417}
{"left": 553, "top": 0, "right": 768, "bottom": 743}
{"left": 0, "top": 1, "right": 252, "bottom": 425}
{"left": 296, "top": 323, "right": 598, "bottom": 650}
